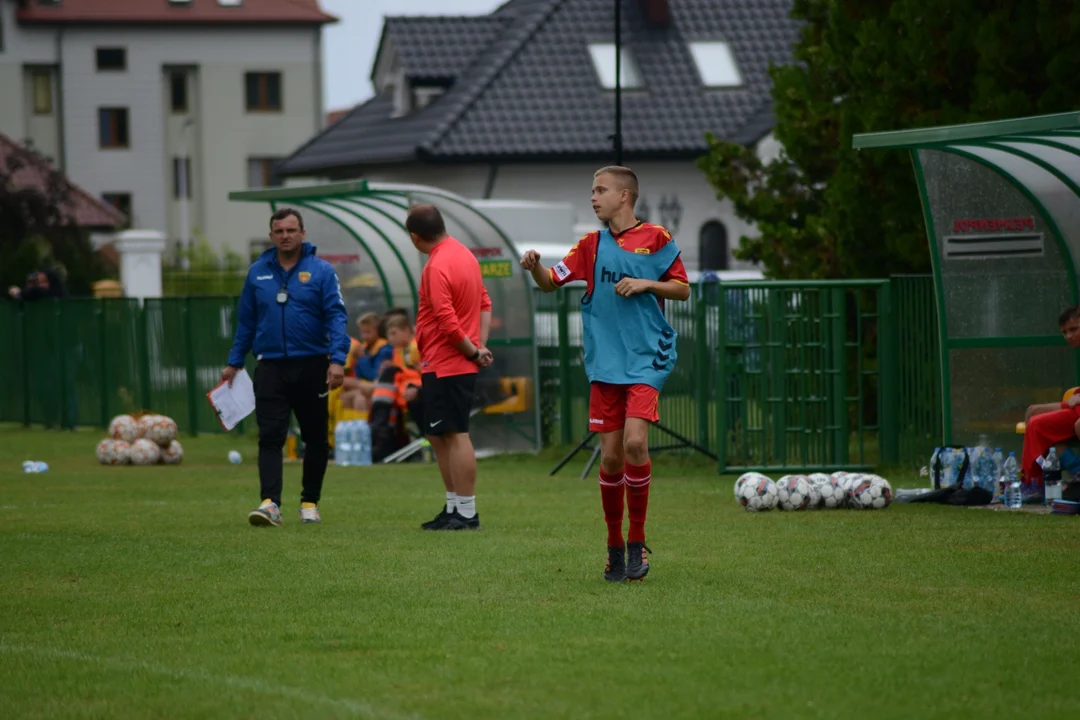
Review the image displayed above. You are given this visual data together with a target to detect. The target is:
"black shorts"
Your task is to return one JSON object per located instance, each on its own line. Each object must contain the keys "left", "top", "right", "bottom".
{"left": 421, "top": 372, "right": 476, "bottom": 436}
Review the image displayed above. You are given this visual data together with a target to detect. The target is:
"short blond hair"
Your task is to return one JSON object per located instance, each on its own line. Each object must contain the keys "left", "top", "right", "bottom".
{"left": 358, "top": 312, "right": 380, "bottom": 328}
{"left": 386, "top": 315, "right": 411, "bottom": 332}
{"left": 594, "top": 165, "right": 639, "bottom": 205}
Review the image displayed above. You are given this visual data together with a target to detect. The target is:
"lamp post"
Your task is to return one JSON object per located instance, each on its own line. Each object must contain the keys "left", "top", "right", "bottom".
{"left": 612, "top": 0, "right": 623, "bottom": 165}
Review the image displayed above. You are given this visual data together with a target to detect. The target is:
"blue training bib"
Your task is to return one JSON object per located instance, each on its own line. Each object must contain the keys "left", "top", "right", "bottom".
{"left": 580, "top": 229, "right": 680, "bottom": 390}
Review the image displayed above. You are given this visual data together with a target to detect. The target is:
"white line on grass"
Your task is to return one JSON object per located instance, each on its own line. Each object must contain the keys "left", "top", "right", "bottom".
{"left": 0, "top": 641, "right": 421, "bottom": 720}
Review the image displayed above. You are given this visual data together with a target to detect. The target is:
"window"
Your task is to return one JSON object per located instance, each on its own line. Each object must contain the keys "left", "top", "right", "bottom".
{"left": 245, "top": 72, "right": 282, "bottom": 112}
{"left": 688, "top": 42, "right": 743, "bottom": 88}
{"left": 98, "top": 108, "right": 129, "bottom": 148}
{"left": 247, "top": 157, "right": 283, "bottom": 189}
{"left": 587, "top": 43, "right": 642, "bottom": 90}
{"left": 218, "top": 0, "right": 243, "bottom": 6}
{"left": 31, "top": 70, "right": 52, "bottom": 115}
{"left": 173, "top": 157, "right": 192, "bottom": 199}
{"left": 699, "top": 220, "right": 729, "bottom": 271}
{"left": 96, "top": 48, "right": 126, "bottom": 72}
{"left": 102, "top": 193, "right": 132, "bottom": 227}
{"left": 169, "top": 71, "right": 188, "bottom": 113}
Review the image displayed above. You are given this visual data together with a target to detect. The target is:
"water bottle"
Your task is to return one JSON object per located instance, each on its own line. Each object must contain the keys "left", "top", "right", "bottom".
{"left": 942, "top": 448, "right": 959, "bottom": 488}
{"left": 335, "top": 421, "right": 353, "bottom": 466}
{"left": 991, "top": 448, "right": 1004, "bottom": 495}
{"left": 930, "top": 447, "right": 941, "bottom": 489}
{"left": 1043, "top": 447, "right": 1063, "bottom": 504}
{"left": 22, "top": 461, "right": 48, "bottom": 474}
{"left": 1003, "top": 452, "right": 1022, "bottom": 509}
{"left": 347, "top": 421, "right": 361, "bottom": 466}
{"left": 356, "top": 419, "right": 372, "bottom": 466}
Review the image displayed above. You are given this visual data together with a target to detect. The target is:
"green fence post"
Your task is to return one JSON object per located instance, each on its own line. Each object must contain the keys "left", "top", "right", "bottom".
{"left": 716, "top": 282, "right": 728, "bottom": 474}
{"left": 767, "top": 289, "right": 786, "bottom": 466}
{"left": 830, "top": 288, "right": 849, "bottom": 465}
{"left": 184, "top": 297, "right": 200, "bottom": 436}
{"left": 98, "top": 300, "right": 109, "bottom": 429}
{"left": 54, "top": 300, "right": 68, "bottom": 429}
{"left": 20, "top": 304, "right": 30, "bottom": 426}
{"left": 694, "top": 287, "right": 709, "bottom": 449}
{"left": 138, "top": 301, "right": 153, "bottom": 412}
{"left": 878, "top": 281, "right": 899, "bottom": 465}
{"left": 557, "top": 290, "right": 573, "bottom": 446}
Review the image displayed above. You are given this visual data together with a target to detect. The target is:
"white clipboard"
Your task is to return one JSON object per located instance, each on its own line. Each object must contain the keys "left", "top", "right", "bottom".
{"left": 206, "top": 369, "right": 256, "bottom": 431}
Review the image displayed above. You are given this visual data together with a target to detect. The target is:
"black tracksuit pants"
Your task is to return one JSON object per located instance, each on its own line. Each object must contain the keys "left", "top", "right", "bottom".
{"left": 253, "top": 356, "right": 329, "bottom": 508}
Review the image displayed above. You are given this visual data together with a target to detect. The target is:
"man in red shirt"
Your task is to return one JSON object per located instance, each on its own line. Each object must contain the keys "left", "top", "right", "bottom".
{"left": 522, "top": 166, "right": 690, "bottom": 581}
{"left": 407, "top": 204, "right": 493, "bottom": 531}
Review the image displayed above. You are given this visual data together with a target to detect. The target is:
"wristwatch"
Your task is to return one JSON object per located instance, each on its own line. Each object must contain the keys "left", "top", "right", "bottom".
{"left": 469, "top": 349, "right": 481, "bottom": 362}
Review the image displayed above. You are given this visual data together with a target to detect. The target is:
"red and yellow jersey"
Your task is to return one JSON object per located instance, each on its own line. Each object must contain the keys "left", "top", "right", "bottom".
{"left": 344, "top": 337, "right": 362, "bottom": 375}
{"left": 549, "top": 223, "right": 689, "bottom": 295}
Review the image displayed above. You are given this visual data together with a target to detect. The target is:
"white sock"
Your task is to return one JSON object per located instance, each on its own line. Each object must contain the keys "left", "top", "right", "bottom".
{"left": 456, "top": 495, "right": 476, "bottom": 519}
{"left": 445, "top": 492, "right": 457, "bottom": 514}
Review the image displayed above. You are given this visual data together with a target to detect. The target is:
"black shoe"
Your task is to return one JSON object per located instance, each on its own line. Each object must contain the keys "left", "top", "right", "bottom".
{"left": 604, "top": 545, "right": 627, "bottom": 582}
{"left": 442, "top": 509, "right": 481, "bottom": 531}
{"left": 626, "top": 542, "right": 651, "bottom": 581}
{"left": 421, "top": 507, "right": 452, "bottom": 531}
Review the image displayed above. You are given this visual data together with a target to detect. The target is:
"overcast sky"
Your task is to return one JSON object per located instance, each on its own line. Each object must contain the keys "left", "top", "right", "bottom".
{"left": 320, "top": 0, "right": 504, "bottom": 112}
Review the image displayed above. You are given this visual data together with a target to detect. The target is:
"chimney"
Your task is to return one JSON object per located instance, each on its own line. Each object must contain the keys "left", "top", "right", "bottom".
{"left": 640, "top": 0, "right": 671, "bottom": 26}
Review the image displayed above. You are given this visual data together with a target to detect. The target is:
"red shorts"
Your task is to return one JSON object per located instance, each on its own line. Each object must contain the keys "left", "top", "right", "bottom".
{"left": 588, "top": 382, "right": 660, "bottom": 433}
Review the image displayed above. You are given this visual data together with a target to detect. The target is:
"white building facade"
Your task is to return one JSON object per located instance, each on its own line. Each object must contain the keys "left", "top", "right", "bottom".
{"left": 0, "top": 0, "right": 334, "bottom": 259}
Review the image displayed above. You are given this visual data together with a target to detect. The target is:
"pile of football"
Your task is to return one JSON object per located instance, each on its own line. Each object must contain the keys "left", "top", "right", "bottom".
{"left": 96, "top": 414, "right": 183, "bottom": 466}
{"left": 734, "top": 471, "right": 892, "bottom": 512}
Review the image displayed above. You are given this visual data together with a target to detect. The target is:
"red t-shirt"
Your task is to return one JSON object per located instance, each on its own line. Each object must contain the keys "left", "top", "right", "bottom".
{"left": 549, "top": 222, "right": 689, "bottom": 295}
{"left": 415, "top": 236, "right": 493, "bottom": 378}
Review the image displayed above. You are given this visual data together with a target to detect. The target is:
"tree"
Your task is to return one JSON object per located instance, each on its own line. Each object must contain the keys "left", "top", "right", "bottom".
{"left": 0, "top": 143, "right": 109, "bottom": 296}
{"left": 698, "top": 0, "right": 1080, "bottom": 279}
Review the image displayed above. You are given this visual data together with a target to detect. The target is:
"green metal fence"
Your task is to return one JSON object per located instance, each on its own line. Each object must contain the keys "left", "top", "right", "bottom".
{"left": 0, "top": 296, "right": 246, "bottom": 435}
{"left": 0, "top": 277, "right": 941, "bottom": 471}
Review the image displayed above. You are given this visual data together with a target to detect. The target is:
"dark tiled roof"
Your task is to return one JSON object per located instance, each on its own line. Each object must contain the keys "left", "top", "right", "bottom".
{"left": 279, "top": 0, "right": 798, "bottom": 176}
{"left": 17, "top": 0, "right": 337, "bottom": 25}
{"left": 0, "top": 134, "right": 127, "bottom": 229}
{"left": 380, "top": 16, "right": 507, "bottom": 82}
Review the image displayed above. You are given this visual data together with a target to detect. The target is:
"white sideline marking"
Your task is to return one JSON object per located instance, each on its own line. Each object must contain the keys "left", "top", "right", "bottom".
{"left": 0, "top": 641, "right": 421, "bottom": 720}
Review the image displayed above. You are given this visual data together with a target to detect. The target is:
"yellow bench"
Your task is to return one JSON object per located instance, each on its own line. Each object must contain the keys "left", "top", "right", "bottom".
{"left": 482, "top": 376, "right": 533, "bottom": 415}
{"left": 1015, "top": 386, "right": 1080, "bottom": 434}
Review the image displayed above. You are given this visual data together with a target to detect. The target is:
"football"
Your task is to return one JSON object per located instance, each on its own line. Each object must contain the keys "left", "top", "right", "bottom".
{"left": 108, "top": 414, "right": 141, "bottom": 444}
{"left": 735, "top": 472, "right": 769, "bottom": 502}
{"left": 851, "top": 474, "right": 893, "bottom": 509}
{"left": 161, "top": 440, "right": 184, "bottom": 465}
{"left": 139, "top": 415, "right": 178, "bottom": 447}
{"left": 819, "top": 476, "right": 847, "bottom": 509}
{"left": 96, "top": 438, "right": 131, "bottom": 465}
{"left": 738, "top": 475, "right": 778, "bottom": 512}
{"left": 129, "top": 438, "right": 162, "bottom": 466}
{"left": 777, "top": 475, "right": 813, "bottom": 511}
{"left": 835, "top": 472, "right": 860, "bottom": 508}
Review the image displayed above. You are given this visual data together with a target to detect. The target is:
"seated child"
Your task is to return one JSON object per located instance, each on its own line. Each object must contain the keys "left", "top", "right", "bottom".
{"left": 370, "top": 314, "right": 424, "bottom": 462}
{"left": 1020, "top": 306, "right": 1080, "bottom": 492}
{"left": 339, "top": 312, "right": 394, "bottom": 415}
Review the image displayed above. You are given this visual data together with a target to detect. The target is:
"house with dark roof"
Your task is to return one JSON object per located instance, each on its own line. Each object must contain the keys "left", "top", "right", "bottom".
{"left": 0, "top": 0, "right": 336, "bottom": 260}
{"left": 0, "top": 133, "right": 127, "bottom": 229}
{"left": 278, "top": 0, "right": 798, "bottom": 271}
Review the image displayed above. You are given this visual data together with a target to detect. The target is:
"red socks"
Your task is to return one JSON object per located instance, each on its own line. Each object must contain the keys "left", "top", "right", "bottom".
{"left": 625, "top": 460, "right": 652, "bottom": 543}
{"left": 598, "top": 469, "right": 625, "bottom": 548}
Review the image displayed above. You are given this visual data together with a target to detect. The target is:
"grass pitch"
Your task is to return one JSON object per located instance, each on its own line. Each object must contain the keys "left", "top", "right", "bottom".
{"left": 1, "top": 425, "right": 1078, "bottom": 719}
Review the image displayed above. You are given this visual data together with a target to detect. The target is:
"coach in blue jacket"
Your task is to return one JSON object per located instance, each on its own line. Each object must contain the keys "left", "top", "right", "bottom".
{"left": 222, "top": 208, "right": 350, "bottom": 527}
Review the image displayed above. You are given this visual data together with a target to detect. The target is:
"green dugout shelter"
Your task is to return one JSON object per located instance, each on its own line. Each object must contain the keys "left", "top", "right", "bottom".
{"left": 229, "top": 180, "right": 541, "bottom": 455}
{"left": 854, "top": 112, "right": 1080, "bottom": 452}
